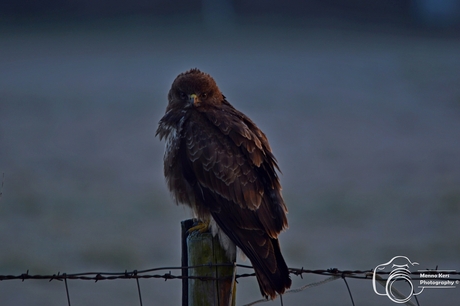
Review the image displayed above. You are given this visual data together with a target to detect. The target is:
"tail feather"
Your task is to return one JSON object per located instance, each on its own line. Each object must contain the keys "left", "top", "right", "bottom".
{"left": 209, "top": 201, "right": 291, "bottom": 300}
{"left": 211, "top": 213, "right": 291, "bottom": 299}
{"left": 252, "top": 238, "right": 291, "bottom": 299}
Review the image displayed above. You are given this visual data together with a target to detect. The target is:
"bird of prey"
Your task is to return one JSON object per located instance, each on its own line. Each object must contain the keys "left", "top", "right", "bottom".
{"left": 156, "top": 68, "right": 291, "bottom": 299}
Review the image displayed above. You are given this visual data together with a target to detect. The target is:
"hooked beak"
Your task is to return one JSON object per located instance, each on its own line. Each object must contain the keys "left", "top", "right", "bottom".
{"left": 189, "top": 94, "right": 200, "bottom": 106}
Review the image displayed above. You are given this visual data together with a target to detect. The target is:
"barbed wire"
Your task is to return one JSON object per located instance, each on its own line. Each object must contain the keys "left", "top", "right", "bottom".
{"left": 1, "top": 264, "right": 459, "bottom": 306}
{"left": 5, "top": 265, "right": 458, "bottom": 282}
{"left": 4, "top": 265, "right": 458, "bottom": 282}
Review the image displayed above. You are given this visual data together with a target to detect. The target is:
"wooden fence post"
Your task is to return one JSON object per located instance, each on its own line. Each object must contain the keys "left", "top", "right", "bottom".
{"left": 181, "top": 219, "right": 236, "bottom": 306}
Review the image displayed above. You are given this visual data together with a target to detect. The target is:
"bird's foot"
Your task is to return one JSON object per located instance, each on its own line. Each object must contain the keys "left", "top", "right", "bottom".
{"left": 188, "top": 220, "right": 210, "bottom": 233}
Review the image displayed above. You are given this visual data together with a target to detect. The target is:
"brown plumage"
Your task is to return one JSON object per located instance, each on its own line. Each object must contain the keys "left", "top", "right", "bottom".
{"left": 156, "top": 68, "right": 291, "bottom": 299}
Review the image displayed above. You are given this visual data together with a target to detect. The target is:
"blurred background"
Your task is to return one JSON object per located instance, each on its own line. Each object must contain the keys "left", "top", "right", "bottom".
{"left": 1, "top": 1, "right": 459, "bottom": 305}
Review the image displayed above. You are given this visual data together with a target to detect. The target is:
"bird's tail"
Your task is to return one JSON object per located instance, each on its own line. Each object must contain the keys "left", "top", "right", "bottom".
{"left": 252, "top": 238, "right": 291, "bottom": 300}
{"left": 209, "top": 210, "right": 291, "bottom": 300}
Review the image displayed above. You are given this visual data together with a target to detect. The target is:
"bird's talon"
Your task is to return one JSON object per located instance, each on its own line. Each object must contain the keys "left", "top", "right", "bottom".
{"left": 188, "top": 221, "right": 210, "bottom": 233}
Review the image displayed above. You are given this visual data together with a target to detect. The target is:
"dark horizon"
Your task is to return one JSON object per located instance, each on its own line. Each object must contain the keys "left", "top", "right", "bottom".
{"left": 1, "top": 0, "right": 459, "bottom": 30}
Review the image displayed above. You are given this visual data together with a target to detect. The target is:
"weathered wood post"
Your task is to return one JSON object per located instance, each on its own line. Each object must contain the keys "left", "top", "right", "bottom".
{"left": 181, "top": 219, "right": 236, "bottom": 306}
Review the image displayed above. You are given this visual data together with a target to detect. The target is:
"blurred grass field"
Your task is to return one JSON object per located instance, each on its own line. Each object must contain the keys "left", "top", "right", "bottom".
{"left": 0, "top": 17, "right": 459, "bottom": 305}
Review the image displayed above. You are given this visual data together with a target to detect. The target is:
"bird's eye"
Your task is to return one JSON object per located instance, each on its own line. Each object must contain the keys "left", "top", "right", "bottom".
{"left": 201, "top": 92, "right": 208, "bottom": 99}
{"left": 179, "top": 92, "right": 186, "bottom": 99}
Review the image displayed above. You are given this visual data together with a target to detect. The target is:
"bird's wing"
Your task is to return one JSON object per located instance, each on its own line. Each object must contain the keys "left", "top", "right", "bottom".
{"left": 182, "top": 105, "right": 288, "bottom": 237}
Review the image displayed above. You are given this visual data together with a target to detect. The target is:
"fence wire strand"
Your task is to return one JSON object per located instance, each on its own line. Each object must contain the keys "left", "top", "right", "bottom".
{"left": 1, "top": 264, "right": 458, "bottom": 306}
{"left": 64, "top": 275, "right": 71, "bottom": 306}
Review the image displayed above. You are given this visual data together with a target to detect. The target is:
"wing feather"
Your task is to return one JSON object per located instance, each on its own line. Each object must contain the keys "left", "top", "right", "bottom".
{"left": 183, "top": 103, "right": 288, "bottom": 235}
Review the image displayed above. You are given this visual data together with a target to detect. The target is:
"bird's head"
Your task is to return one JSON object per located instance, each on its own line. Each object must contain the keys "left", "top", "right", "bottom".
{"left": 167, "top": 68, "right": 222, "bottom": 111}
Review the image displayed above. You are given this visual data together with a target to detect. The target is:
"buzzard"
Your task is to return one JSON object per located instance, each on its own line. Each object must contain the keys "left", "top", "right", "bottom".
{"left": 156, "top": 68, "right": 291, "bottom": 299}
